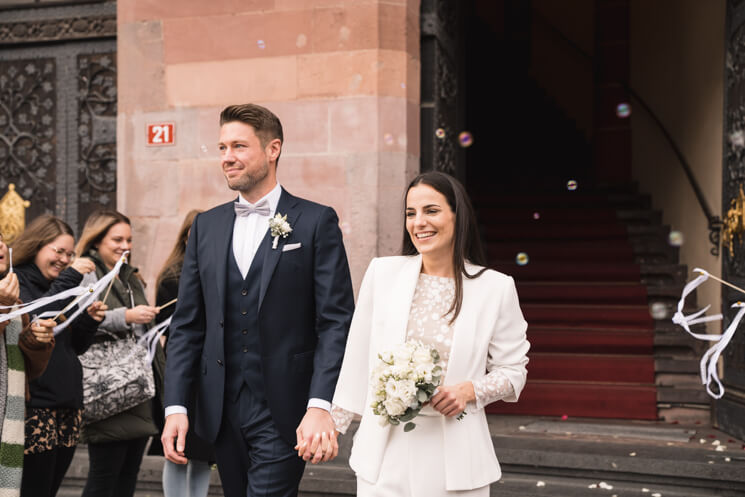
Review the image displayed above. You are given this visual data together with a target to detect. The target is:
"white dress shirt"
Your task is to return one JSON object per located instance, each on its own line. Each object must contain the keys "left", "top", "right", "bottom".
{"left": 165, "top": 182, "right": 330, "bottom": 417}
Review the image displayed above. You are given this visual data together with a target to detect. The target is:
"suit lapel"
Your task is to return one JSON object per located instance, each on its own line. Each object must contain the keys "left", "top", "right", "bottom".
{"left": 381, "top": 255, "right": 422, "bottom": 349}
{"left": 214, "top": 201, "right": 237, "bottom": 314}
{"left": 258, "top": 188, "right": 302, "bottom": 309}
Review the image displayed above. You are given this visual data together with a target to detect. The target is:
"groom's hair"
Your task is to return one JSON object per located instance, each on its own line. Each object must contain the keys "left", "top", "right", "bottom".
{"left": 220, "top": 103, "right": 284, "bottom": 165}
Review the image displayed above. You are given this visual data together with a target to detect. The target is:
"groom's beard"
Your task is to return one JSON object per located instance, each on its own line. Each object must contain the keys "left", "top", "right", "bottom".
{"left": 226, "top": 159, "right": 269, "bottom": 194}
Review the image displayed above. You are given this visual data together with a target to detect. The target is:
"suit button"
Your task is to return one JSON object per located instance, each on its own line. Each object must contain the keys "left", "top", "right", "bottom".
{"left": 219, "top": 320, "right": 224, "bottom": 327}
{"left": 243, "top": 347, "right": 248, "bottom": 353}
{"left": 241, "top": 289, "right": 248, "bottom": 296}
{"left": 217, "top": 360, "right": 223, "bottom": 366}
{"left": 241, "top": 310, "right": 247, "bottom": 315}
{"left": 241, "top": 329, "right": 248, "bottom": 335}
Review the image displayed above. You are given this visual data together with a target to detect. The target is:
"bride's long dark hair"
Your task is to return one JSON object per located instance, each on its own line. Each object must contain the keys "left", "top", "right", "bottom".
{"left": 401, "top": 171, "right": 487, "bottom": 323}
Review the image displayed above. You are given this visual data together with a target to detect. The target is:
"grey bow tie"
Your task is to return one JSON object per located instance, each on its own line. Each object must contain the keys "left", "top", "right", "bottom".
{"left": 234, "top": 200, "right": 271, "bottom": 217}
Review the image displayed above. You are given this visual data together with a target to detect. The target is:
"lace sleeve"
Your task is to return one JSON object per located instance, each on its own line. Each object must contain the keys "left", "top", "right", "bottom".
{"left": 331, "top": 404, "right": 355, "bottom": 435}
{"left": 472, "top": 370, "right": 515, "bottom": 410}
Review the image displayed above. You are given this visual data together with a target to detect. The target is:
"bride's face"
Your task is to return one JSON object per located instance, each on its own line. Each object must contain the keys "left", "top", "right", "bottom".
{"left": 405, "top": 184, "right": 456, "bottom": 259}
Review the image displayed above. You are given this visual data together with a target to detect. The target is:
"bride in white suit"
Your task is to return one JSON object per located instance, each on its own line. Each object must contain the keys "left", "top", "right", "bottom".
{"left": 329, "top": 171, "right": 530, "bottom": 496}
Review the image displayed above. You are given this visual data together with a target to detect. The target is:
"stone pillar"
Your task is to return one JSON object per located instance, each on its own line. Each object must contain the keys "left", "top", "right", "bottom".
{"left": 117, "top": 0, "right": 421, "bottom": 294}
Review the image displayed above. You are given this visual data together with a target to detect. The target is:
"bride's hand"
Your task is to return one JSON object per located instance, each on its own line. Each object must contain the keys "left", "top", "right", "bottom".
{"left": 430, "top": 382, "right": 475, "bottom": 417}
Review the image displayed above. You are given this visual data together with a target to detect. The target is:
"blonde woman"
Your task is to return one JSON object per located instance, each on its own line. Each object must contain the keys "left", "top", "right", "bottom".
{"left": 75, "top": 210, "right": 161, "bottom": 497}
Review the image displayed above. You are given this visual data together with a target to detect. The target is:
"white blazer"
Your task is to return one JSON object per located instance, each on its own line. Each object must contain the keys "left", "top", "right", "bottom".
{"left": 333, "top": 255, "right": 530, "bottom": 491}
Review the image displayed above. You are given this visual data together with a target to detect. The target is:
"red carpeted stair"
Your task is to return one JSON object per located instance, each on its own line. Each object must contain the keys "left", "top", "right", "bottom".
{"left": 478, "top": 191, "right": 659, "bottom": 419}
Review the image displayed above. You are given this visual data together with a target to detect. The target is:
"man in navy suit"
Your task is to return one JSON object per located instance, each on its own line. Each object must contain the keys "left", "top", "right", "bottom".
{"left": 161, "top": 104, "right": 354, "bottom": 497}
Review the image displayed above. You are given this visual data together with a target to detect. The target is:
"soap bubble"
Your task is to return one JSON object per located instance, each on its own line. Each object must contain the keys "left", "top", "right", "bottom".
{"left": 296, "top": 34, "right": 307, "bottom": 48}
{"left": 532, "top": 212, "right": 540, "bottom": 220}
{"left": 458, "top": 131, "right": 473, "bottom": 148}
{"left": 516, "top": 252, "right": 529, "bottom": 266}
{"left": 257, "top": 39, "right": 266, "bottom": 49}
{"left": 383, "top": 133, "right": 394, "bottom": 146}
{"left": 650, "top": 302, "right": 667, "bottom": 319}
{"left": 616, "top": 102, "right": 631, "bottom": 118}
{"left": 435, "top": 128, "right": 446, "bottom": 139}
{"left": 668, "top": 230, "right": 684, "bottom": 247}
{"left": 566, "top": 180, "right": 578, "bottom": 191}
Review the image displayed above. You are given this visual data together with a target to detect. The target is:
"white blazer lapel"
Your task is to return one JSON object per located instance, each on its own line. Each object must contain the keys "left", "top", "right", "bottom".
{"left": 442, "top": 269, "right": 479, "bottom": 386}
{"left": 379, "top": 255, "right": 422, "bottom": 350}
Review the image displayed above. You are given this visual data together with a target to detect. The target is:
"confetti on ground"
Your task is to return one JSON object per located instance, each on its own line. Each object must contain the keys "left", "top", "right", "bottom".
{"left": 536, "top": 481, "right": 545, "bottom": 487}
{"left": 642, "top": 489, "right": 650, "bottom": 493}
{"left": 699, "top": 439, "right": 707, "bottom": 444}
{"left": 611, "top": 462, "right": 618, "bottom": 468}
{"left": 712, "top": 440, "right": 721, "bottom": 445}
{"left": 599, "top": 482, "right": 613, "bottom": 490}
{"left": 652, "top": 494, "right": 662, "bottom": 497}
{"left": 561, "top": 414, "right": 569, "bottom": 420}
{"left": 716, "top": 445, "right": 726, "bottom": 452}
{"left": 725, "top": 457, "right": 731, "bottom": 462}
{"left": 629, "top": 452, "right": 637, "bottom": 456}
{"left": 708, "top": 461, "right": 715, "bottom": 464}
{"left": 518, "top": 425, "right": 526, "bottom": 431}
{"left": 588, "top": 484, "right": 598, "bottom": 489}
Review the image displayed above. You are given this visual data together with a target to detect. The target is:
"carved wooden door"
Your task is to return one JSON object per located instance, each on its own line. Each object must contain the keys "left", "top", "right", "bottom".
{"left": 0, "top": 1, "right": 117, "bottom": 234}
{"left": 716, "top": 0, "right": 745, "bottom": 440}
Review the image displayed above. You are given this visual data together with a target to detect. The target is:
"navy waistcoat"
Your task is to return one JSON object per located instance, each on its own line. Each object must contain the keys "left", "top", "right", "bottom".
{"left": 224, "top": 234, "right": 270, "bottom": 402}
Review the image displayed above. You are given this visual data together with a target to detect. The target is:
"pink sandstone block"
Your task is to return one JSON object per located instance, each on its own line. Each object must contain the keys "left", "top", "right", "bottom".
{"left": 328, "top": 98, "right": 379, "bottom": 153}
{"left": 257, "top": 100, "right": 330, "bottom": 155}
{"left": 165, "top": 57, "right": 298, "bottom": 106}
{"left": 117, "top": 21, "right": 167, "bottom": 112}
{"left": 118, "top": 0, "right": 275, "bottom": 23}
{"left": 277, "top": 155, "right": 346, "bottom": 190}
{"left": 298, "top": 51, "right": 380, "bottom": 98}
{"left": 311, "top": 4, "right": 379, "bottom": 52}
{"left": 163, "top": 10, "right": 313, "bottom": 65}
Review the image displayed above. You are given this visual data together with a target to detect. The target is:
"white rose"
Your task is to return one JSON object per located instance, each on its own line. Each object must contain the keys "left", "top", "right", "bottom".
{"left": 393, "top": 343, "right": 415, "bottom": 363}
{"left": 384, "top": 397, "right": 407, "bottom": 416}
{"left": 414, "top": 363, "right": 433, "bottom": 383}
{"left": 412, "top": 346, "right": 435, "bottom": 366}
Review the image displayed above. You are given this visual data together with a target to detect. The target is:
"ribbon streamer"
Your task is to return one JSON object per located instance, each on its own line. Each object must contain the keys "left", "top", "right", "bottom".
{"left": 671, "top": 268, "right": 724, "bottom": 341}
{"left": 137, "top": 316, "right": 172, "bottom": 363}
{"left": 0, "top": 286, "right": 90, "bottom": 323}
{"left": 51, "top": 252, "right": 130, "bottom": 335}
{"left": 671, "top": 267, "right": 745, "bottom": 399}
{"left": 8, "top": 248, "right": 12, "bottom": 274}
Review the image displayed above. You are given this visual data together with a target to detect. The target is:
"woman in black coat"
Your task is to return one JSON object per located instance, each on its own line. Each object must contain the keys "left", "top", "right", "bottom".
{"left": 11, "top": 215, "right": 106, "bottom": 497}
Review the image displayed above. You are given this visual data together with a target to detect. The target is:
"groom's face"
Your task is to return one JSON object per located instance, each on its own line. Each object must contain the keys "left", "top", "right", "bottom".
{"left": 219, "top": 121, "right": 275, "bottom": 194}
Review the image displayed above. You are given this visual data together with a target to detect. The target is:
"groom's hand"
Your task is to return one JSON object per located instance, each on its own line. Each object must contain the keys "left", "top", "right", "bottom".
{"left": 162, "top": 413, "right": 189, "bottom": 464}
{"left": 295, "top": 408, "right": 338, "bottom": 464}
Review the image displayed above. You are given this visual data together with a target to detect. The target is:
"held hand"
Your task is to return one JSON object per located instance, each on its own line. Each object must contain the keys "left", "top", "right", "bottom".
{"left": 125, "top": 305, "right": 159, "bottom": 324}
{"left": 86, "top": 301, "right": 108, "bottom": 322}
{"left": 0, "top": 273, "right": 19, "bottom": 307}
{"left": 294, "top": 408, "right": 338, "bottom": 463}
{"left": 69, "top": 257, "right": 95, "bottom": 275}
{"left": 430, "top": 382, "right": 475, "bottom": 418}
{"left": 30, "top": 318, "right": 56, "bottom": 343}
{"left": 162, "top": 413, "right": 189, "bottom": 465}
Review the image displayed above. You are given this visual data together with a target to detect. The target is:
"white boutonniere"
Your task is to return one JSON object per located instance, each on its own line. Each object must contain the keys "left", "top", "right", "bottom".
{"left": 268, "top": 213, "right": 292, "bottom": 249}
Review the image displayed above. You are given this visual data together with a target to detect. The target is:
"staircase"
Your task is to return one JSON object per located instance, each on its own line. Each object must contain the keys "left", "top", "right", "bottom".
{"left": 473, "top": 186, "right": 708, "bottom": 421}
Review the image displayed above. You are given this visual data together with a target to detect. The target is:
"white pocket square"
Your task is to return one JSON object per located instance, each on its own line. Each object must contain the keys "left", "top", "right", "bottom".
{"left": 282, "top": 242, "right": 302, "bottom": 252}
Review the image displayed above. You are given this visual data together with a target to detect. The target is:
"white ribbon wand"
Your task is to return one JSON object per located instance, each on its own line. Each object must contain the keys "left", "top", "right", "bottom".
{"left": 0, "top": 286, "right": 90, "bottom": 323}
{"left": 137, "top": 316, "right": 172, "bottom": 363}
{"left": 8, "top": 248, "right": 12, "bottom": 274}
{"left": 671, "top": 267, "right": 745, "bottom": 398}
{"left": 49, "top": 251, "right": 130, "bottom": 335}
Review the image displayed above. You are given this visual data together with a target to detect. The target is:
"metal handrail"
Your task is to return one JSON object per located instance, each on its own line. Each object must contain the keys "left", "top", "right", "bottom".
{"left": 534, "top": 12, "right": 722, "bottom": 255}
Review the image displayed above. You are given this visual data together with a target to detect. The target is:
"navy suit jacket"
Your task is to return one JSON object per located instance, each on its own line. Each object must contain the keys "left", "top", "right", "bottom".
{"left": 163, "top": 189, "right": 355, "bottom": 444}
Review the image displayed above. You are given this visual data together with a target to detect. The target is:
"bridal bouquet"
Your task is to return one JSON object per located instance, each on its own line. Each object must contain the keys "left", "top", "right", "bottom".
{"left": 370, "top": 340, "right": 442, "bottom": 431}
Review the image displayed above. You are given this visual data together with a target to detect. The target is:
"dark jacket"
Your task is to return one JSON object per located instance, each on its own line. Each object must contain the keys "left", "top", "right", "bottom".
{"left": 164, "top": 190, "right": 354, "bottom": 445}
{"left": 148, "top": 270, "right": 215, "bottom": 462}
{"left": 79, "top": 250, "right": 160, "bottom": 444}
{"left": 15, "top": 263, "right": 99, "bottom": 409}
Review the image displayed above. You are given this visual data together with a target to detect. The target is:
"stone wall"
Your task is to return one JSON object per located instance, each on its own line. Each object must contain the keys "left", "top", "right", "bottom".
{"left": 117, "top": 0, "right": 421, "bottom": 297}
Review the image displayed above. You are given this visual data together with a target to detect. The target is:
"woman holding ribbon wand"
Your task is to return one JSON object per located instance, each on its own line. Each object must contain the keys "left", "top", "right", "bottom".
{"left": 328, "top": 172, "right": 530, "bottom": 496}
{"left": 0, "top": 228, "right": 56, "bottom": 495}
{"left": 75, "top": 210, "right": 162, "bottom": 497}
{"left": 11, "top": 215, "right": 107, "bottom": 497}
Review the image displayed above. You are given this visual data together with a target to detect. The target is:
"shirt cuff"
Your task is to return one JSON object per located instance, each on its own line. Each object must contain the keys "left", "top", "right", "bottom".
{"left": 307, "top": 398, "right": 331, "bottom": 412}
{"left": 165, "top": 405, "right": 188, "bottom": 417}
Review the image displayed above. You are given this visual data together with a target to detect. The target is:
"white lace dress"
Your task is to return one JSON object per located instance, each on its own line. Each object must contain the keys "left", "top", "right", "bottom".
{"left": 331, "top": 273, "right": 515, "bottom": 434}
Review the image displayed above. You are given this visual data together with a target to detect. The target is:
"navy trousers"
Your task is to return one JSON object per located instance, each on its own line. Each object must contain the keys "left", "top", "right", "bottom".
{"left": 215, "top": 386, "right": 305, "bottom": 497}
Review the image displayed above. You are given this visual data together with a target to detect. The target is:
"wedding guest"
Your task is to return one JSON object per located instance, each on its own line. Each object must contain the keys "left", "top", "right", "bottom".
{"left": 149, "top": 210, "right": 215, "bottom": 497}
{"left": 330, "top": 172, "right": 530, "bottom": 496}
{"left": 0, "top": 229, "right": 55, "bottom": 496}
{"left": 75, "top": 210, "right": 162, "bottom": 497}
{"left": 11, "top": 215, "right": 107, "bottom": 497}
